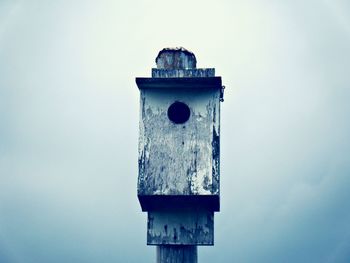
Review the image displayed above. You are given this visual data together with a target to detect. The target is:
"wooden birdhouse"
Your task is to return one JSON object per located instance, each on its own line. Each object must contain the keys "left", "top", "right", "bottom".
{"left": 136, "top": 47, "right": 224, "bottom": 246}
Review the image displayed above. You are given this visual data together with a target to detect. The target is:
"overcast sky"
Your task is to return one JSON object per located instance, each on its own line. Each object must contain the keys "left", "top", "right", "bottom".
{"left": 1, "top": 0, "right": 350, "bottom": 262}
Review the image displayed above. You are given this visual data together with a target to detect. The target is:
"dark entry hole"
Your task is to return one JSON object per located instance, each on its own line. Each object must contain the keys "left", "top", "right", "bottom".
{"left": 167, "top": 101, "right": 190, "bottom": 124}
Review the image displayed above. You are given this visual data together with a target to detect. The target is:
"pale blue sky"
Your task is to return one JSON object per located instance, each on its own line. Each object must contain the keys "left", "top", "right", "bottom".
{"left": 1, "top": 0, "right": 350, "bottom": 262}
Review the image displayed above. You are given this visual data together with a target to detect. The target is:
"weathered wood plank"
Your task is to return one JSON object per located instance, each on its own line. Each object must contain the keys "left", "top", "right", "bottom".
{"left": 157, "top": 245, "right": 197, "bottom": 263}
{"left": 147, "top": 210, "right": 214, "bottom": 245}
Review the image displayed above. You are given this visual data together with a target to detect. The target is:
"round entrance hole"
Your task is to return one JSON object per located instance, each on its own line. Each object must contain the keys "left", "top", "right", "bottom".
{"left": 167, "top": 101, "right": 190, "bottom": 124}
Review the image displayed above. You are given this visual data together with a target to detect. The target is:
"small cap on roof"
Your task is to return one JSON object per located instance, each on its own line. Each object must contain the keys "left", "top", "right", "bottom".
{"left": 155, "top": 47, "right": 197, "bottom": 70}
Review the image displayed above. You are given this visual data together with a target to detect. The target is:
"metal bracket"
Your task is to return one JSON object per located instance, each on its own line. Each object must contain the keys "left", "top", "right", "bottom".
{"left": 220, "top": 85, "right": 225, "bottom": 102}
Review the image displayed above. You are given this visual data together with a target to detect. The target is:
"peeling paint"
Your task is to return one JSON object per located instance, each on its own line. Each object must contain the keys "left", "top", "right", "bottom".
{"left": 138, "top": 88, "right": 220, "bottom": 201}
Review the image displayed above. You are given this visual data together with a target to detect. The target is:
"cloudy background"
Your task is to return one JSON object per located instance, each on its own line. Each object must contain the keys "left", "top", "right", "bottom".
{"left": 1, "top": 0, "right": 350, "bottom": 262}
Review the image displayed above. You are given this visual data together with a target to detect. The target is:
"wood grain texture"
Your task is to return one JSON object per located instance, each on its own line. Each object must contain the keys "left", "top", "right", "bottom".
{"left": 157, "top": 245, "right": 197, "bottom": 263}
{"left": 147, "top": 210, "right": 214, "bottom": 245}
{"left": 137, "top": 85, "right": 220, "bottom": 211}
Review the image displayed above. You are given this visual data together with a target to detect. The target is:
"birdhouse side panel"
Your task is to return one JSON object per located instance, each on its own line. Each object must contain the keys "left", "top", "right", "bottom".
{"left": 211, "top": 91, "right": 220, "bottom": 196}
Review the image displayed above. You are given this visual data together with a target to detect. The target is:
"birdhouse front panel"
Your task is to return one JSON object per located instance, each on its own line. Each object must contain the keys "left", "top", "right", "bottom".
{"left": 137, "top": 79, "right": 221, "bottom": 211}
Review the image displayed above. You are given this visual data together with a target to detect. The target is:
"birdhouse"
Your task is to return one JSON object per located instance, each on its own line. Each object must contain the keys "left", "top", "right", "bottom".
{"left": 136, "top": 47, "right": 223, "bottom": 213}
{"left": 136, "top": 48, "right": 224, "bottom": 246}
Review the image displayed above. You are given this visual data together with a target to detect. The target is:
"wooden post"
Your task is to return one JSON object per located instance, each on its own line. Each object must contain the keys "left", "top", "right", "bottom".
{"left": 157, "top": 245, "right": 197, "bottom": 263}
